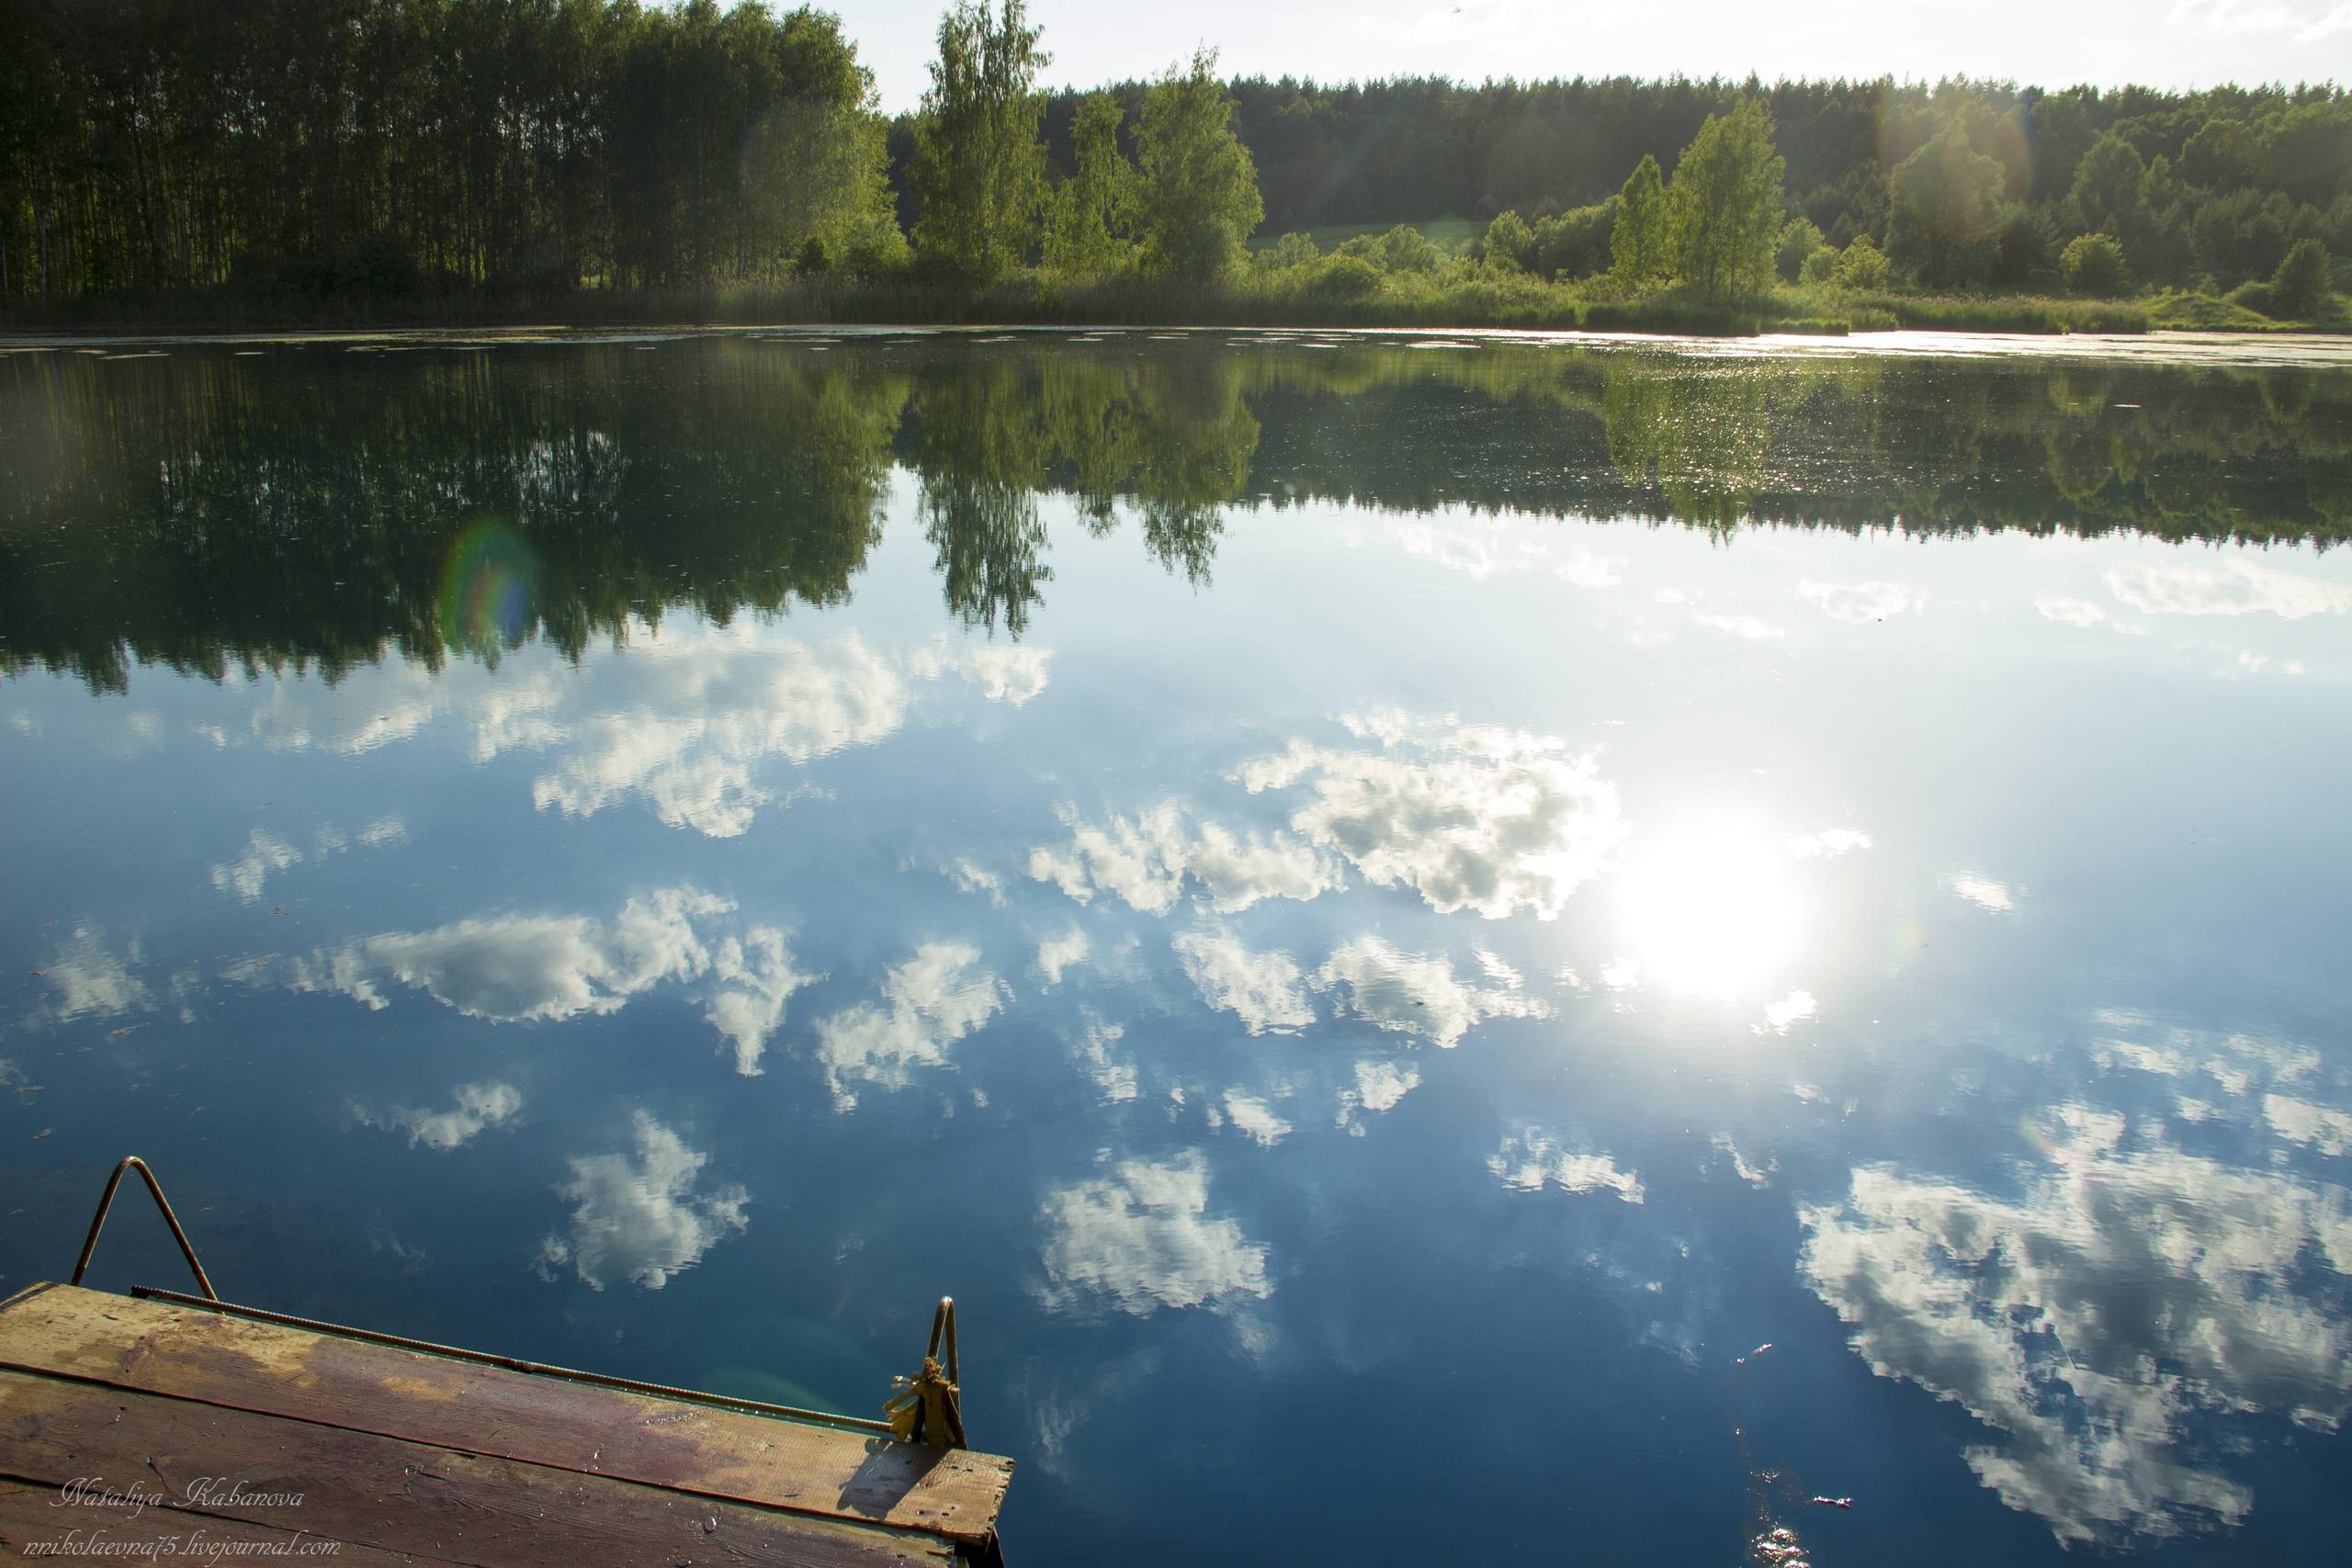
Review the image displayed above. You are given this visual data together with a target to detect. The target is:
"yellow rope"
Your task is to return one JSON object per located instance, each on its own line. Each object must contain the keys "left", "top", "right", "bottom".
{"left": 885, "top": 1355, "right": 965, "bottom": 1447}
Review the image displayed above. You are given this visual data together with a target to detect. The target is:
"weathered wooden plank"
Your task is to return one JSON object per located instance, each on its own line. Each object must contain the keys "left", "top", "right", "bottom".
{"left": 0, "top": 1477, "right": 446, "bottom": 1564}
{"left": 0, "top": 1370, "right": 956, "bottom": 1568}
{"left": 0, "top": 1286, "right": 1012, "bottom": 1544}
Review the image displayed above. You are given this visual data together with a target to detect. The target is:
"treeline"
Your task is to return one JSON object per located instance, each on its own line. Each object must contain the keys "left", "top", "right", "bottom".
{"left": 0, "top": 0, "right": 903, "bottom": 299}
{"left": 5, "top": 0, "right": 2348, "bottom": 311}
{"left": 1026, "top": 74, "right": 2352, "bottom": 297}
{"left": 6, "top": 334, "right": 2344, "bottom": 689}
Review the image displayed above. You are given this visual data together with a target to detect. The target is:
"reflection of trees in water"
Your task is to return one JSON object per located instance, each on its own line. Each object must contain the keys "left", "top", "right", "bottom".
{"left": 1599, "top": 362, "right": 1788, "bottom": 535}
{"left": 2, "top": 336, "right": 2345, "bottom": 689}
{"left": 905, "top": 347, "right": 1261, "bottom": 628}
{"left": 1249, "top": 342, "right": 2350, "bottom": 547}
{"left": 0, "top": 343, "right": 908, "bottom": 690}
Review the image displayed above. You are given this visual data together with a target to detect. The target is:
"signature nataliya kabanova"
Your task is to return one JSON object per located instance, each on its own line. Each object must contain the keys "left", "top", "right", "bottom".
{"left": 53, "top": 1476, "right": 308, "bottom": 1518}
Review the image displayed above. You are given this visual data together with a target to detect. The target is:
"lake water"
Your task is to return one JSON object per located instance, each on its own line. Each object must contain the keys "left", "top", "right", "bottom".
{"left": 4, "top": 328, "right": 2350, "bottom": 1565}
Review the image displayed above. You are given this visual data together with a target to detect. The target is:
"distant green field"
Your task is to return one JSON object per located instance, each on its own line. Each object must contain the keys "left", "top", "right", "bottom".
{"left": 1249, "top": 217, "right": 1485, "bottom": 254}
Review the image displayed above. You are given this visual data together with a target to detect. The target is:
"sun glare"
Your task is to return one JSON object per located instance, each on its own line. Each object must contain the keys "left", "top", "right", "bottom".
{"left": 1615, "top": 817, "right": 1804, "bottom": 998}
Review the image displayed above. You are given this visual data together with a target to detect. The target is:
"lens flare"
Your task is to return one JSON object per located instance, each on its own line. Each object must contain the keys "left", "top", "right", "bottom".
{"left": 437, "top": 518, "right": 542, "bottom": 655}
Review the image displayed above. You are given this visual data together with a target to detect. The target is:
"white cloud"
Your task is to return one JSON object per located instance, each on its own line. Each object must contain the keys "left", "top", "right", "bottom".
{"left": 2038, "top": 595, "right": 2109, "bottom": 628}
{"left": 909, "top": 639, "right": 1052, "bottom": 705}
{"left": 1692, "top": 612, "right": 1787, "bottom": 641}
{"left": 244, "top": 887, "right": 809, "bottom": 1075}
{"left": 213, "top": 660, "right": 446, "bottom": 759}
{"left": 2107, "top": 561, "right": 2352, "bottom": 621}
{"left": 811, "top": 941, "right": 1005, "bottom": 1107}
{"left": 2166, "top": 0, "right": 2352, "bottom": 41}
{"left": 2265, "top": 1093, "right": 2352, "bottom": 1156}
{"left": 1951, "top": 874, "right": 2018, "bottom": 912}
{"left": 1234, "top": 712, "right": 1623, "bottom": 920}
{"left": 1474, "top": 949, "right": 1522, "bottom": 987}
{"left": 211, "top": 829, "right": 303, "bottom": 902}
{"left": 360, "top": 1081, "right": 523, "bottom": 1151}
{"left": 1221, "top": 1090, "right": 1293, "bottom": 1146}
{"left": 1789, "top": 828, "right": 1871, "bottom": 859}
{"left": 1336, "top": 1059, "right": 1421, "bottom": 1128}
{"left": 1313, "top": 933, "right": 1552, "bottom": 1048}
{"left": 1798, "top": 579, "right": 1924, "bottom": 623}
{"left": 944, "top": 858, "right": 1008, "bottom": 906}
{"left": 210, "top": 818, "right": 411, "bottom": 903}
{"left": 1561, "top": 550, "right": 1626, "bottom": 590}
{"left": 1800, "top": 1113, "right": 2352, "bottom": 1545}
{"left": 702, "top": 927, "right": 820, "bottom": 1076}
{"left": 37, "top": 926, "right": 153, "bottom": 1021}
{"left": 1074, "top": 1016, "right": 1137, "bottom": 1102}
{"left": 1035, "top": 1151, "right": 1272, "bottom": 1314}
{"left": 1389, "top": 513, "right": 1623, "bottom": 587}
{"left": 473, "top": 625, "right": 1048, "bottom": 840}
{"left": 1036, "top": 928, "right": 1091, "bottom": 987}
{"left": 1391, "top": 514, "right": 1546, "bottom": 578}
{"left": 1759, "top": 989, "right": 1818, "bottom": 1034}
{"left": 1028, "top": 802, "right": 1342, "bottom": 915}
{"left": 1489, "top": 1130, "right": 1645, "bottom": 1203}
{"left": 526, "top": 631, "right": 904, "bottom": 838}
{"left": 536, "top": 1111, "right": 749, "bottom": 1291}
{"left": 2092, "top": 1023, "right": 2320, "bottom": 1103}
{"left": 1713, "top": 1134, "right": 1775, "bottom": 1186}
{"left": 1351, "top": 1059, "right": 1419, "bottom": 1111}
{"left": 1170, "top": 929, "right": 1314, "bottom": 1034}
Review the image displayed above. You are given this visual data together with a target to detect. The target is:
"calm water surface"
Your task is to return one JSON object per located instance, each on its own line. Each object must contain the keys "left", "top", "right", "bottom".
{"left": 4, "top": 329, "right": 2350, "bottom": 1564}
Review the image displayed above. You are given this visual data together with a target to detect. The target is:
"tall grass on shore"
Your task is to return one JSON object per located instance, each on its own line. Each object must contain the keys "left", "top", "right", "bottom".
{"left": 1, "top": 269, "right": 2187, "bottom": 338}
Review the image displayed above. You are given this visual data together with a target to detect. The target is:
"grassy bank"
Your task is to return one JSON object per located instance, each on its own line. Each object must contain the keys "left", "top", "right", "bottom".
{"left": 8, "top": 270, "right": 2343, "bottom": 339}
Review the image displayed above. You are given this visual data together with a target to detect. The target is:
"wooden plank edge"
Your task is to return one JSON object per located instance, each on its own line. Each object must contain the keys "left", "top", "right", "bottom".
{"left": 0, "top": 1288, "right": 1013, "bottom": 1543}
{"left": 0, "top": 1371, "right": 965, "bottom": 1568}
{"left": 0, "top": 1353, "right": 1011, "bottom": 1546}
{"left": 0, "top": 1280, "right": 61, "bottom": 1314}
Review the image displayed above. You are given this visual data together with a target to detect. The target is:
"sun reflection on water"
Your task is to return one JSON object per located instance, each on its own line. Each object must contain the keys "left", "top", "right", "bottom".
{"left": 1615, "top": 816, "right": 1805, "bottom": 998}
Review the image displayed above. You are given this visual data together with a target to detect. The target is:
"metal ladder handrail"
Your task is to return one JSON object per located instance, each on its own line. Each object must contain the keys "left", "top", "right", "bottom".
{"left": 69, "top": 1155, "right": 220, "bottom": 1301}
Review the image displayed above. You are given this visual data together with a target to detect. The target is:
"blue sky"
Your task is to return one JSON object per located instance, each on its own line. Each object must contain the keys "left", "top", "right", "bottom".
{"left": 826, "top": 0, "right": 2352, "bottom": 111}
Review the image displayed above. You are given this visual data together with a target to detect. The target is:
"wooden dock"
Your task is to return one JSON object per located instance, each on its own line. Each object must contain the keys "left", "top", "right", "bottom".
{"left": 0, "top": 1281, "right": 1014, "bottom": 1566}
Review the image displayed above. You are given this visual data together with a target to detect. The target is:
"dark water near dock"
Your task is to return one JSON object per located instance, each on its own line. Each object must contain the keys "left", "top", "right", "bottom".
{"left": 4, "top": 328, "right": 2350, "bottom": 1565}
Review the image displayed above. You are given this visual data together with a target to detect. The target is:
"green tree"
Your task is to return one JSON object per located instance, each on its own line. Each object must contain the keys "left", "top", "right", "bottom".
{"left": 2180, "top": 118, "right": 2253, "bottom": 190}
{"left": 1373, "top": 223, "right": 1441, "bottom": 273}
{"left": 1666, "top": 98, "right": 1785, "bottom": 299}
{"left": 1483, "top": 209, "right": 1536, "bottom": 272}
{"left": 2262, "top": 102, "right": 2352, "bottom": 209}
{"left": 1610, "top": 154, "right": 1668, "bottom": 287}
{"left": 1887, "top": 123, "right": 2007, "bottom": 287}
{"left": 1536, "top": 199, "right": 1615, "bottom": 279}
{"left": 2270, "top": 238, "right": 2332, "bottom": 319}
{"left": 1253, "top": 231, "right": 1319, "bottom": 271}
{"left": 1135, "top": 49, "right": 1263, "bottom": 282}
{"left": 1043, "top": 91, "right": 1137, "bottom": 276}
{"left": 741, "top": 69, "right": 904, "bottom": 278}
{"left": 2070, "top": 133, "right": 2149, "bottom": 244}
{"left": 1776, "top": 216, "right": 1825, "bottom": 283}
{"left": 1828, "top": 237, "right": 1891, "bottom": 291}
{"left": 2059, "top": 232, "right": 2129, "bottom": 295}
{"left": 910, "top": 0, "right": 1049, "bottom": 283}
